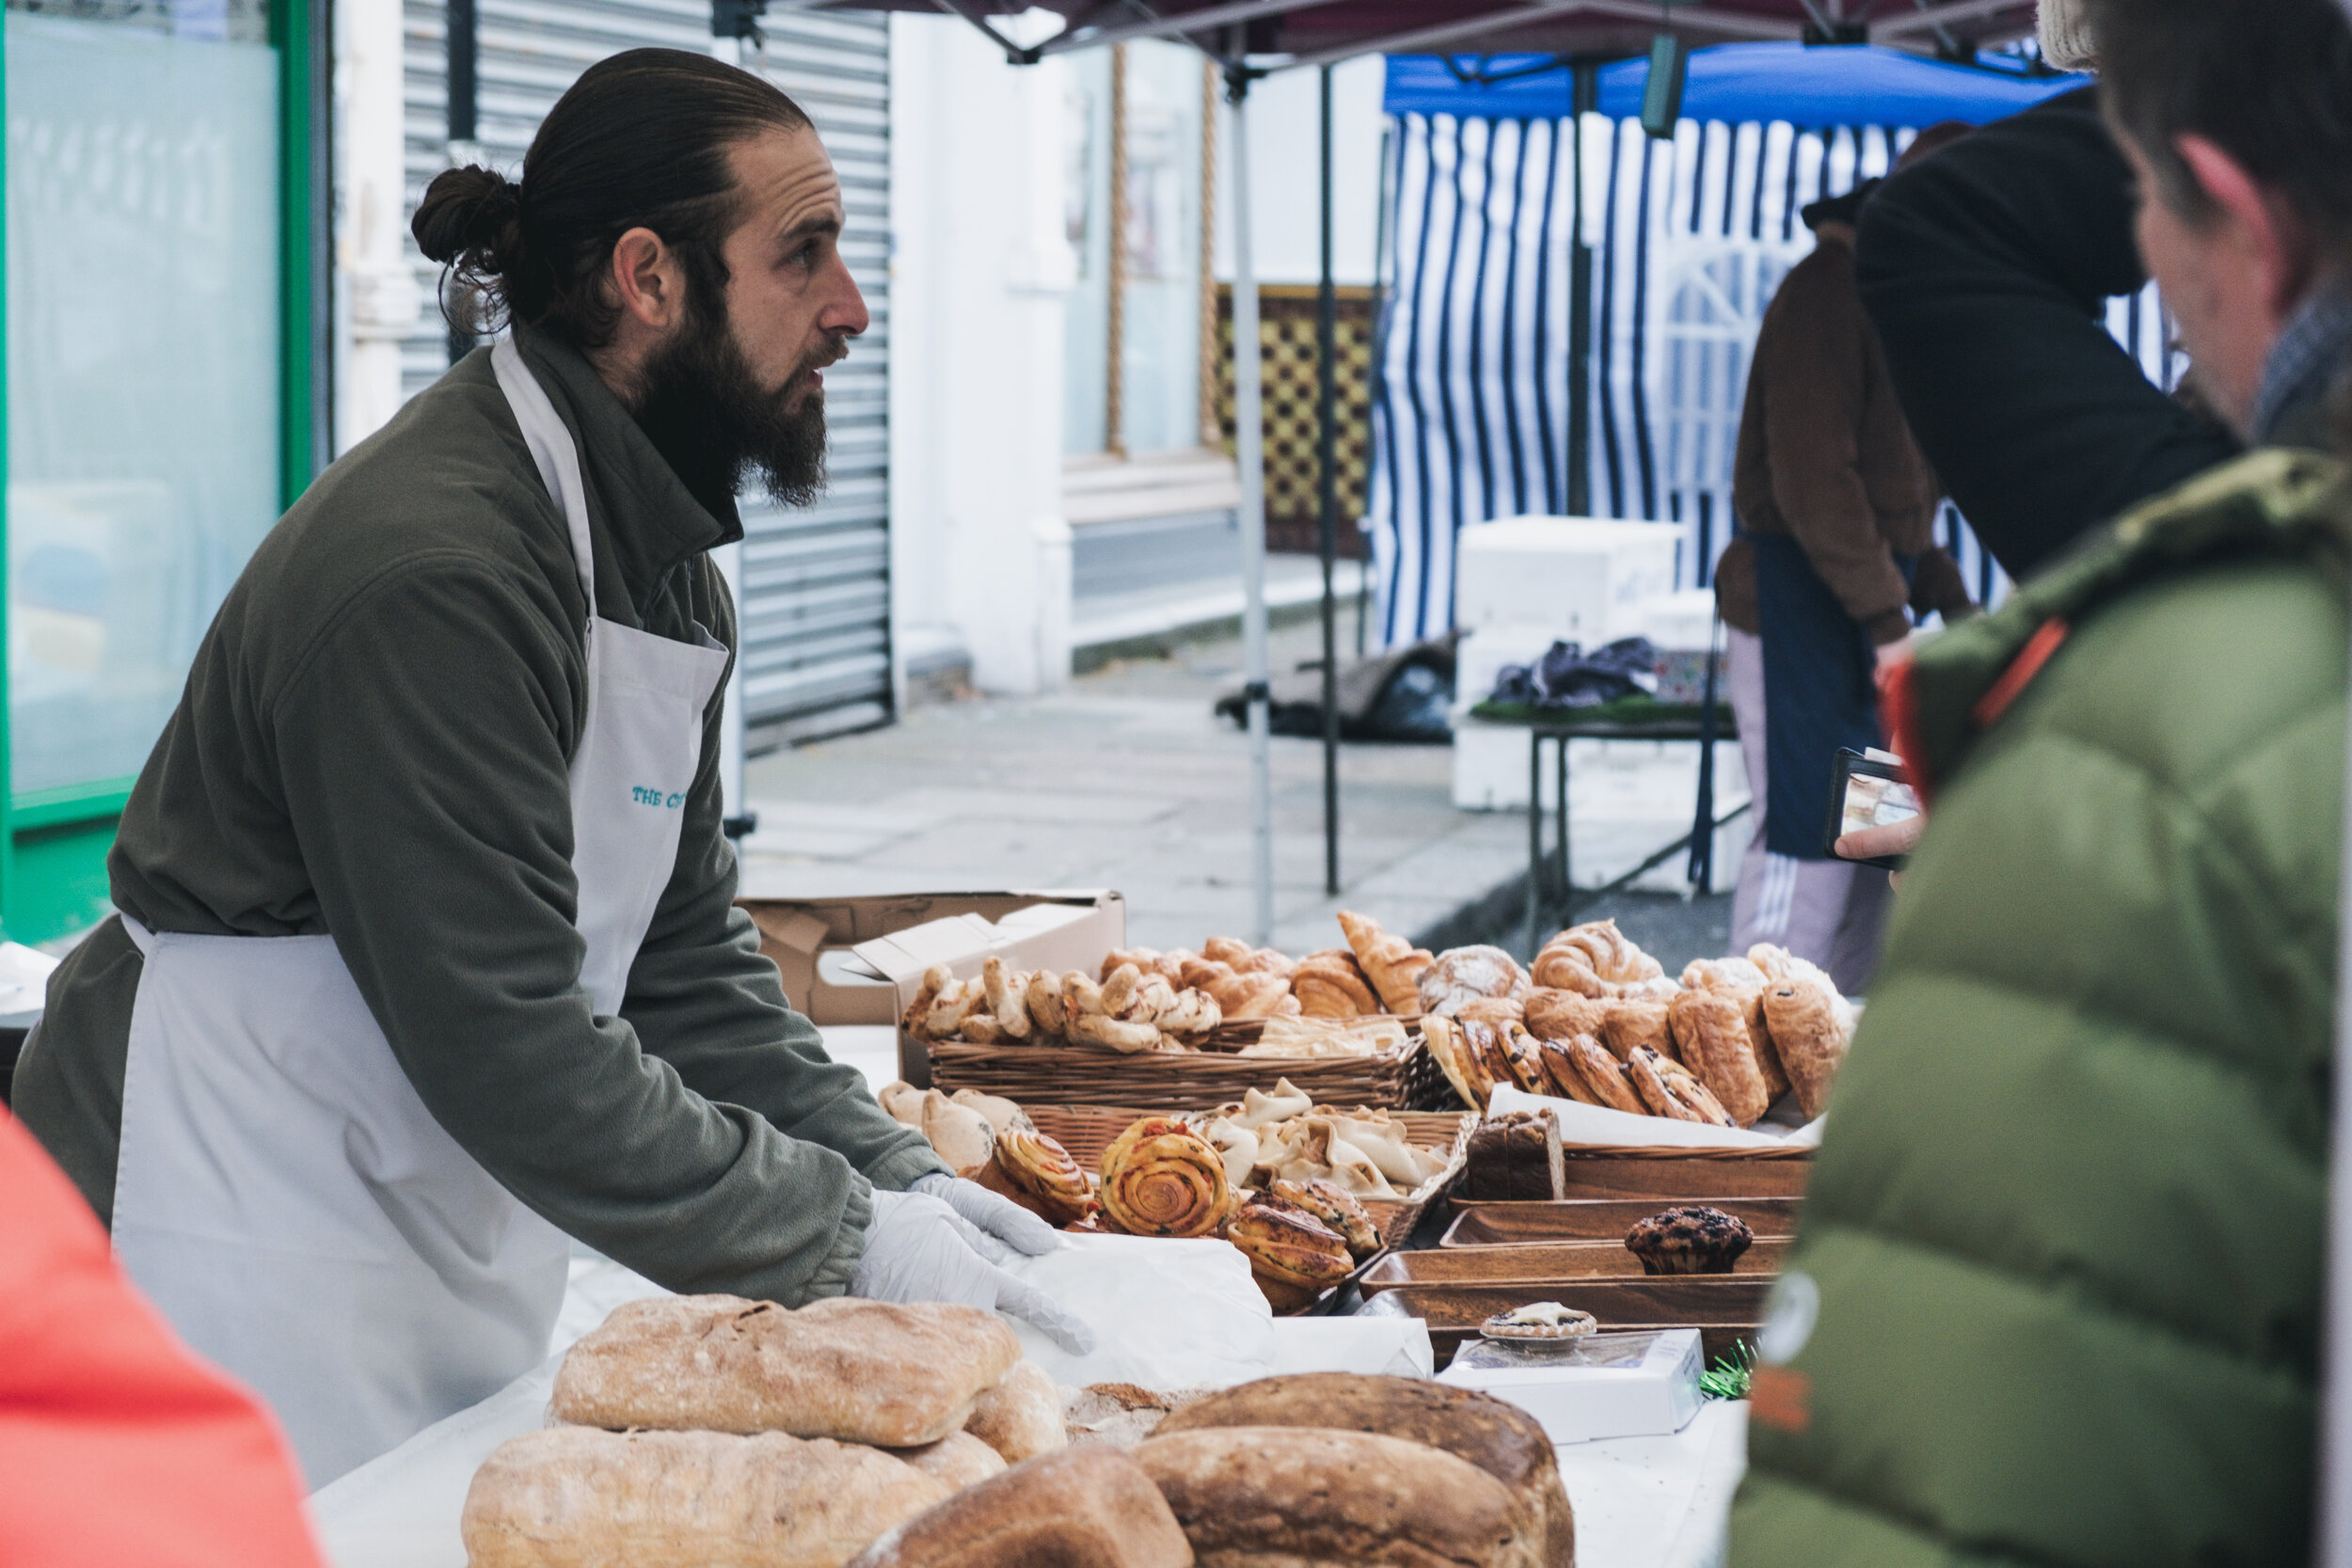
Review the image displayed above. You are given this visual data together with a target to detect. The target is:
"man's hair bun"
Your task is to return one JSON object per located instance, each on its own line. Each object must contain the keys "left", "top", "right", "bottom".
{"left": 413, "top": 165, "right": 530, "bottom": 336}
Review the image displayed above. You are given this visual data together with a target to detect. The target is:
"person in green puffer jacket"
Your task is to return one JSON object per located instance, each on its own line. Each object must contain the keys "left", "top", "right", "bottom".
{"left": 1728, "top": 0, "right": 2352, "bottom": 1562}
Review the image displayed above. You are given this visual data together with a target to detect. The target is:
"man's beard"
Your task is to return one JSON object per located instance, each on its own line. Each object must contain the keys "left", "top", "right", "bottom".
{"left": 630, "top": 298, "right": 834, "bottom": 515}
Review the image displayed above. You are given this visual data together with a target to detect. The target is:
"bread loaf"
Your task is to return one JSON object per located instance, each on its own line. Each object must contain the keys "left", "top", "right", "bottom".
{"left": 460, "top": 1425, "right": 948, "bottom": 1568}
{"left": 846, "top": 1444, "right": 1195, "bottom": 1568}
{"left": 888, "top": 1431, "right": 1009, "bottom": 1490}
{"left": 1152, "top": 1372, "right": 1573, "bottom": 1567}
{"left": 1136, "top": 1424, "right": 1542, "bottom": 1567}
{"left": 551, "top": 1295, "right": 1022, "bottom": 1448}
{"left": 963, "top": 1360, "right": 1068, "bottom": 1464}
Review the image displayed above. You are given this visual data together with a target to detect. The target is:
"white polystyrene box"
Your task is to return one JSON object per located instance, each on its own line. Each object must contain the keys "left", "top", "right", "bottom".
{"left": 1438, "top": 1327, "right": 1706, "bottom": 1445}
{"left": 1622, "top": 587, "right": 1721, "bottom": 652}
{"left": 1454, "top": 517, "right": 1681, "bottom": 637}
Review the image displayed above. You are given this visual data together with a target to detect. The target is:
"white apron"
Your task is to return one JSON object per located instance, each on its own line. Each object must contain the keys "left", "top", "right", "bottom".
{"left": 111, "top": 339, "right": 730, "bottom": 1488}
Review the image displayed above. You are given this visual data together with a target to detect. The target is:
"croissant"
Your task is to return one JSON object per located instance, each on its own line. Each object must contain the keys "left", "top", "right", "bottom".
{"left": 1098, "top": 1118, "right": 1233, "bottom": 1238}
{"left": 1270, "top": 1178, "right": 1382, "bottom": 1259}
{"left": 1226, "top": 1197, "right": 1354, "bottom": 1312}
{"left": 1524, "top": 988, "right": 1610, "bottom": 1043}
{"left": 1292, "top": 950, "right": 1380, "bottom": 1018}
{"left": 1568, "top": 1035, "right": 1646, "bottom": 1115}
{"left": 1680, "top": 957, "right": 1771, "bottom": 995}
{"left": 1764, "top": 981, "right": 1850, "bottom": 1119}
{"left": 1205, "top": 970, "right": 1296, "bottom": 1021}
{"left": 1747, "top": 942, "right": 1835, "bottom": 994}
{"left": 1335, "top": 910, "right": 1434, "bottom": 1017}
{"left": 1532, "top": 919, "right": 1663, "bottom": 997}
{"left": 1667, "top": 990, "right": 1771, "bottom": 1126}
{"left": 972, "top": 1127, "right": 1096, "bottom": 1225}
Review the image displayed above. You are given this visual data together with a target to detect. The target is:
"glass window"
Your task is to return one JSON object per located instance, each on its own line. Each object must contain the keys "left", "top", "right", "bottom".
{"left": 6, "top": 2, "right": 281, "bottom": 796}
{"left": 1062, "top": 50, "right": 1110, "bottom": 456}
{"left": 1116, "top": 40, "right": 1201, "bottom": 454}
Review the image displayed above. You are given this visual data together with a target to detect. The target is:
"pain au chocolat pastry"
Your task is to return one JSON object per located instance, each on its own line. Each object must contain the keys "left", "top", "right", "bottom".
{"left": 1565, "top": 1036, "right": 1646, "bottom": 1115}
{"left": 1336, "top": 910, "right": 1436, "bottom": 1017}
{"left": 1098, "top": 1119, "right": 1233, "bottom": 1238}
{"left": 1598, "top": 995, "right": 1675, "bottom": 1062}
{"left": 1531, "top": 918, "right": 1665, "bottom": 998}
{"left": 1763, "top": 982, "right": 1851, "bottom": 1119}
{"left": 971, "top": 1127, "right": 1097, "bottom": 1226}
{"left": 1666, "top": 989, "right": 1772, "bottom": 1126}
{"left": 1625, "top": 1206, "right": 1755, "bottom": 1275}
{"left": 1271, "top": 1177, "right": 1381, "bottom": 1259}
{"left": 1626, "top": 1047, "right": 1736, "bottom": 1128}
{"left": 1226, "top": 1196, "right": 1355, "bottom": 1311}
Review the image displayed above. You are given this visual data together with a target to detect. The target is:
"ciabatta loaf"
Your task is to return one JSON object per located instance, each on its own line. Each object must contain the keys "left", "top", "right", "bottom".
{"left": 847, "top": 1445, "right": 1194, "bottom": 1568}
{"left": 551, "top": 1295, "right": 1021, "bottom": 1448}
{"left": 460, "top": 1425, "right": 946, "bottom": 1568}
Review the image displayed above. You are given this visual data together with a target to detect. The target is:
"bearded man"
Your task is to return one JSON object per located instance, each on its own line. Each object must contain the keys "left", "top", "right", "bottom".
{"left": 10, "top": 48, "right": 1087, "bottom": 1491}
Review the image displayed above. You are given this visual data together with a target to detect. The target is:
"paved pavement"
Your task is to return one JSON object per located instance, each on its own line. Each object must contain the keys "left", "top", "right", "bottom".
{"left": 740, "top": 609, "right": 1739, "bottom": 966}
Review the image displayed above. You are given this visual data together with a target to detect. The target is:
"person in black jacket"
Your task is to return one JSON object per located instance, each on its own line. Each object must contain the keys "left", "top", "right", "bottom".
{"left": 1855, "top": 85, "right": 2241, "bottom": 579}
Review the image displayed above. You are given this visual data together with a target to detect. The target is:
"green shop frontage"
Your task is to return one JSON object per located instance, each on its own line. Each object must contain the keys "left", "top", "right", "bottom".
{"left": 3, "top": 0, "right": 324, "bottom": 943}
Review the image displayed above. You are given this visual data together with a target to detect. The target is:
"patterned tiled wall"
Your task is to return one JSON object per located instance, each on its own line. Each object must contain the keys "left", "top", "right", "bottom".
{"left": 1217, "top": 284, "right": 1375, "bottom": 558}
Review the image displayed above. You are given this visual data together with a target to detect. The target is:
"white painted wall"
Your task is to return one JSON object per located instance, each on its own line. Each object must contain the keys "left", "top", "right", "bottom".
{"left": 1212, "top": 55, "right": 1387, "bottom": 288}
{"left": 331, "top": 0, "right": 422, "bottom": 453}
{"left": 888, "top": 12, "right": 1073, "bottom": 697}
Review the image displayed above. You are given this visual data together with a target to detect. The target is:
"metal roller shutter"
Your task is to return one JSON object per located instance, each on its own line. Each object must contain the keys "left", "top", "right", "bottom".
{"left": 399, "top": 1, "right": 894, "bottom": 746}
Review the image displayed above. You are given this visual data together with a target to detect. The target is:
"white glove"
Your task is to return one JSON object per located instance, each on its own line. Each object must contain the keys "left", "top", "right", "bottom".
{"left": 851, "top": 1187, "right": 1097, "bottom": 1354}
{"left": 912, "top": 1172, "right": 1061, "bottom": 1258}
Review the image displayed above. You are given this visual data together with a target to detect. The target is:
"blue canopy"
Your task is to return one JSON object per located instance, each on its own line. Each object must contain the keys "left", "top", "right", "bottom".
{"left": 1383, "top": 41, "right": 2087, "bottom": 126}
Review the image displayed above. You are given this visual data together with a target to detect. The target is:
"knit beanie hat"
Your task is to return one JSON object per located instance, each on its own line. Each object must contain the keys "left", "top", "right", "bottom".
{"left": 2037, "top": 0, "right": 2097, "bottom": 71}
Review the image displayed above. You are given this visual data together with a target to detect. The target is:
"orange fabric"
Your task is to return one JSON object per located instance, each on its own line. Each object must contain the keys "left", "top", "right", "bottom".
{"left": 1970, "top": 618, "right": 2073, "bottom": 731}
{"left": 0, "top": 1108, "right": 324, "bottom": 1568}
{"left": 1879, "top": 650, "right": 1931, "bottom": 807}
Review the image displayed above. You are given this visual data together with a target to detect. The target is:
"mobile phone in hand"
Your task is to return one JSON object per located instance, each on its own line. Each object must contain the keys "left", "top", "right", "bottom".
{"left": 1826, "top": 747, "right": 1919, "bottom": 871}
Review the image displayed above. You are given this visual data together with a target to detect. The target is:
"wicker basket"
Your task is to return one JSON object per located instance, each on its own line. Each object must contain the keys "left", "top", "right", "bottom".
{"left": 1025, "top": 1104, "right": 1475, "bottom": 1251}
{"left": 926, "top": 1034, "right": 1454, "bottom": 1112}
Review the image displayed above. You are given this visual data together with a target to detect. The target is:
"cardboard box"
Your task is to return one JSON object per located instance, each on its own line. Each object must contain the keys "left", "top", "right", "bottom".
{"left": 738, "top": 890, "right": 1124, "bottom": 1084}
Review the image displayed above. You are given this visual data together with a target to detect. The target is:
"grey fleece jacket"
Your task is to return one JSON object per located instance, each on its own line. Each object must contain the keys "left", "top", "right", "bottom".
{"left": 12, "top": 326, "right": 947, "bottom": 1302}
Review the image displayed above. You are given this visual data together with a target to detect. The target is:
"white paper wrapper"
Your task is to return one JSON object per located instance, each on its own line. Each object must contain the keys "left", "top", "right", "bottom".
{"left": 1488, "top": 1083, "right": 1825, "bottom": 1149}
{"left": 1001, "top": 1233, "right": 1277, "bottom": 1387}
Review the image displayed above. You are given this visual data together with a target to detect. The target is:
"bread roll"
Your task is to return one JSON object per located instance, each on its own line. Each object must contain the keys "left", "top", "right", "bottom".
{"left": 461, "top": 1425, "right": 948, "bottom": 1568}
{"left": 846, "top": 1444, "right": 1194, "bottom": 1568}
{"left": 1136, "top": 1425, "right": 1542, "bottom": 1568}
{"left": 1417, "top": 945, "right": 1530, "bottom": 1017}
{"left": 551, "top": 1295, "right": 1022, "bottom": 1448}
{"left": 963, "top": 1360, "right": 1067, "bottom": 1465}
{"left": 1153, "top": 1373, "right": 1573, "bottom": 1568}
{"left": 889, "top": 1431, "right": 1009, "bottom": 1490}
{"left": 919, "top": 1090, "right": 997, "bottom": 1172}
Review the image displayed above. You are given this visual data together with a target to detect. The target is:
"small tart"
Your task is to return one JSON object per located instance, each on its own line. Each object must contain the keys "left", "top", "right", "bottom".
{"left": 1480, "top": 1301, "right": 1599, "bottom": 1340}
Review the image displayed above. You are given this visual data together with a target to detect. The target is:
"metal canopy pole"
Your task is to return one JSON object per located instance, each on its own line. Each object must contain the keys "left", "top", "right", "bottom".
{"left": 1230, "top": 71, "right": 1277, "bottom": 945}
{"left": 1316, "top": 64, "right": 1341, "bottom": 897}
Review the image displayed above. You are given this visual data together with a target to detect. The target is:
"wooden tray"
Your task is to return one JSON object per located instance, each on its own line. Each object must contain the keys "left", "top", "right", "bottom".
{"left": 1355, "top": 1279, "right": 1768, "bottom": 1368}
{"left": 927, "top": 1036, "right": 1453, "bottom": 1112}
{"left": 1359, "top": 1237, "right": 1788, "bottom": 1294}
{"left": 1028, "top": 1105, "right": 1474, "bottom": 1251}
{"left": 1440, "top": 1196, "right": 1804, "bottom": 1246}
{"left": 1557, "top": 1155, "right": 1812, "bottom": 1201}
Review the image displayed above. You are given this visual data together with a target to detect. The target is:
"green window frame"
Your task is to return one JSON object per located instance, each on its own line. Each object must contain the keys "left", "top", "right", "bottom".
{"left": 0, "top": 0, "right": 326, "bottom": 944}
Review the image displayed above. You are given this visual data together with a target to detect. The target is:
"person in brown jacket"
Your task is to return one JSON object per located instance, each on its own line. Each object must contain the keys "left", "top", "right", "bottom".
{"left": 1715, "top": 142, "right": 1972, "bottom": 993}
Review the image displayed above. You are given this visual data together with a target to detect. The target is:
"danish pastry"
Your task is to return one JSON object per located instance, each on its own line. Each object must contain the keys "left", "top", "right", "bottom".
{"left": 1098, "top": 1118, "right": 1232, "bottom": 1238}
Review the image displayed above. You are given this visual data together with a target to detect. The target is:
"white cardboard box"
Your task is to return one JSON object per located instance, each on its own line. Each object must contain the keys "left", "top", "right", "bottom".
{"left": 1454, "top": 517, "right": 1681, "bottom": 638}
{"left": 1438, "top": 1327, "right": 1706, "bottom": 1445}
